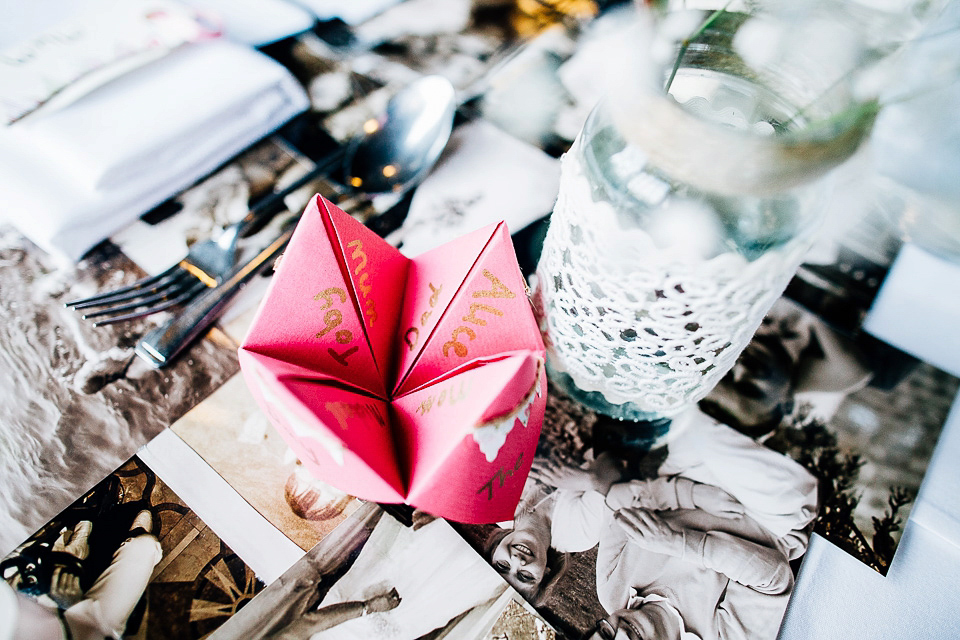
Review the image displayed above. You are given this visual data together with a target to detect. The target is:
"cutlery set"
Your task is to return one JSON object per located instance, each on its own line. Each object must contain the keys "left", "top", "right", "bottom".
{"left": 67, "top": 74, "right": 458, "bottom": 367}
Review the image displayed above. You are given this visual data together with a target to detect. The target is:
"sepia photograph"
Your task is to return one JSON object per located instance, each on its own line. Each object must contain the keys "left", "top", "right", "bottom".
{"left": 1, "top": 455, "right": 263, "bottom": 639}
{"left": 170, "top": 373, "right": 362, "bottom": 553}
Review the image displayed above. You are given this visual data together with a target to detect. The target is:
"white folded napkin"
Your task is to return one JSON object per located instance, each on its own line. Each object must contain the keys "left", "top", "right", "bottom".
{"left": 394, "top": 120, "right": 560, "bottom": 257}
{"left": 179, "top": 0, "right": 315, "bottom": 46}
{"left": 0, "top": 39, "right": 308, "bottom": 261}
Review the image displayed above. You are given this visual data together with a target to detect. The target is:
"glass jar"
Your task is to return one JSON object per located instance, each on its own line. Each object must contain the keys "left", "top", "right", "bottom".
{"left": 533, "top": 7, "right": 876, "bottom": 445}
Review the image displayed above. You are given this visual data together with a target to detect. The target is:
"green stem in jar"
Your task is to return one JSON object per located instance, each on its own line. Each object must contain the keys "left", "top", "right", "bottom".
{"left": 664, "top": 0, "right": 734, "bottom": 93}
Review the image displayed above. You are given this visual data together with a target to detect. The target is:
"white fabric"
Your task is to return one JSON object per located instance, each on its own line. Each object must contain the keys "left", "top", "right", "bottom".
{"left": 0, "top": 0, "right": 314, "bottom": 50}
{"left": 0, "top": 0, "right": 84, "bottom": 49}
{"left": 180, "top": 0, "right": 315, "bottom": 45}
{"left": 864, "top": 243, "right": 960, "bottom": 378}
{"left": 0, "top": 581, "right": 17, "bottom": 640}
{"left": 0, "top": 39, "right": 308, "bottom": 261}
{"left": 310, "top": 515, "right": 506, "bottom": 639}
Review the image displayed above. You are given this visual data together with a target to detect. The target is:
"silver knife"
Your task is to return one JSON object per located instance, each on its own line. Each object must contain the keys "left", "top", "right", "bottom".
{"left": 135, "top": 223, "right": 295, "bottom": 368}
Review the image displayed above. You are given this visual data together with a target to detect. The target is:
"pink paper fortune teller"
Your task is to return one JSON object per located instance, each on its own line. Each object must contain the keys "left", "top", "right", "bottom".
{"left": 239, "top": 195, "right": 547, "bottom": 523}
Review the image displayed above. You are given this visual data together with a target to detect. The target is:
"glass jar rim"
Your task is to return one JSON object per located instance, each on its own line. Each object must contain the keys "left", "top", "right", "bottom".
{"left": 603, "top": 7, "right": 878, "bottom": 195}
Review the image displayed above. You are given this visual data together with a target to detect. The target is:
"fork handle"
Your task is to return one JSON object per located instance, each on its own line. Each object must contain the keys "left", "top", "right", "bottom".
{"left": 135, "top": 226, "right": 294, "bottom": 368}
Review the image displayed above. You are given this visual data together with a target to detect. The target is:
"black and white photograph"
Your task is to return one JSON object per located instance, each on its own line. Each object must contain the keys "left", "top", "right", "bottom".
{"left": 210, "top": 502, "right": 523, "bottom": 640}
{"left": 1, "top": 455, "right": 264, "bottom": 639}
{"left": 456, "top": 287, "right": 958, "bottom": 638}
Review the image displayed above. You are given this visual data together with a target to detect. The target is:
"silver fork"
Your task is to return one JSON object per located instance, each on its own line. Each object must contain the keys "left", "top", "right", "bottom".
{"left": 65, "top": 150, "right": 344, "bottom": 325}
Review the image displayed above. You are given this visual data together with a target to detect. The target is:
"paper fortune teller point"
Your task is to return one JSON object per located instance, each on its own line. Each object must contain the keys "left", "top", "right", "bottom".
{"left": 239, "top": 195, "right": 547, "bottom": 523}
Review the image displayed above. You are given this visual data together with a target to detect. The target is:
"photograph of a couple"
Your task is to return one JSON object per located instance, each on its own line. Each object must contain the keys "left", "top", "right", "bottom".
{"left": 455, "top": 294, "right": 957, "bottom": 640}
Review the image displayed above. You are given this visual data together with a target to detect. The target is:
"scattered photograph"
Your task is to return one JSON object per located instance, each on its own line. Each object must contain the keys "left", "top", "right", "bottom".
{"left": 482, "top": 593, "right": 557, "bottom": 640}
{"left": 1, "top": 455, "right": 263, "bottom": 639}
{"left": 0, "top": 222, "right": 239, "bottom": 557}
{"left": 210, "top": 502, "right": 525, "bottom": 640}
{"left": 455, "top": 293, "right": 958, "bottom": 640}
{"left": 170, "top": 374, "right": 362, "bottom": 552}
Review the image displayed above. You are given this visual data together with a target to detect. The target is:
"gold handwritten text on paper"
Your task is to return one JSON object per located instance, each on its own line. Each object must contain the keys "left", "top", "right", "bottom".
{"left": 313, "top": 286, "right": 359, "bottom": 366}
{"left": 415, "top": 377, "right": 471, "bottom": 416}
{"left": 325, "top": 400, "right": 387, "bottom": 430}
{"left": 403, "top": 282, "right": 442, "bottom": 351}
{"left": 442, "top": 269, "right": 516, "bottom": 358}
{"left": 477, "top": 452, "right": 524, "bottom": 501}
{"left": 346, "top": 239, "right": 378, "bottom": 328}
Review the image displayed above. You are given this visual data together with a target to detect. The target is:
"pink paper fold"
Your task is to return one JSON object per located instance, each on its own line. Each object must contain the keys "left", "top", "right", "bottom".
{"left": 239, "top": 195, "right": 546, "bottom": 522}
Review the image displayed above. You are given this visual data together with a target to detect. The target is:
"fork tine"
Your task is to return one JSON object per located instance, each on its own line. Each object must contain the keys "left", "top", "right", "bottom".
{"left": 89, "top": 280, "right": 210, "bottom": 326}
{"left": 65, "top": 264, "right": 183, "bottom": 308}
{"left": 79, "top": 275, "right": 204, "bottom": 320}
{"left": 70, "top": 270, "right": 195, "bottom": 312}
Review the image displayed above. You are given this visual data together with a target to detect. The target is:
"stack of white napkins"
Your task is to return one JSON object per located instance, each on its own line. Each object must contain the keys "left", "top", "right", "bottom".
{"left": 0, "top": 38, "right": 309, "bottom": 261}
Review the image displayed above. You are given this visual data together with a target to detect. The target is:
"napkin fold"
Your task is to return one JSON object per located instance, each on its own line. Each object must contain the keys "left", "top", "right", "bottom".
{"left": 0, "top": 39, "right": 308, "bottom": 261}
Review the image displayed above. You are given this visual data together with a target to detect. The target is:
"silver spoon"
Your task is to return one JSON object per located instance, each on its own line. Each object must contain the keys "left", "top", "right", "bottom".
{"left": 135, "top": 76, "right": 458, "bottom": 368}
{"left": 343, "top": 74, "right": 456, "bottom": 195}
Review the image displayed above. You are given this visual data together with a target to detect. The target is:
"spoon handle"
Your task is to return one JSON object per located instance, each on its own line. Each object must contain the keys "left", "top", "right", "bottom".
{"left": 234, "top": 146, "right": 347, "bottom": 237}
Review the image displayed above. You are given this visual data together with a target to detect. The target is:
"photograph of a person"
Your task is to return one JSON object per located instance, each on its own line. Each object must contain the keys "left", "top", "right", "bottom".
{"left": 700, "top": 296, "right": 957, "bottom": 572}
{"left": 170, "top": 373, "right": 362, "bottom": 553}
{"left": 211, "top": 502, "right": 526, "bottom": 640}
{"left": 1, "top": 455, "right": 263, "bottom": 639}
{"left": 456, "top": 292, "right": 958, "bottom": 639}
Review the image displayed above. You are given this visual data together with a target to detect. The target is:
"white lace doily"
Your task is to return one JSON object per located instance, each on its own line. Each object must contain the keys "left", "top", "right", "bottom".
{"left": 534, "top": 136, "right": 813, "bottom": 415}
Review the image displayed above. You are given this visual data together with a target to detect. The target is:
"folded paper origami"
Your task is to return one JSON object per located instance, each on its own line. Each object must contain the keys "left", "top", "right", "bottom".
{"left": 239, "top": 195, "right": 547, "bottom": 523}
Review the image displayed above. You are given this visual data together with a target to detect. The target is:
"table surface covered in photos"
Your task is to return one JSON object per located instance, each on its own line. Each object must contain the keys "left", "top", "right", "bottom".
{"left": 1, "top": 1, "right": 960, "bottom": 639}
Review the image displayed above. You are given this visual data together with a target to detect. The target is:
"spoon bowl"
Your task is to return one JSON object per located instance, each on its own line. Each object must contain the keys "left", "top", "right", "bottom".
{"left": 343, "top": 75, "right": 457, "bottom": 195}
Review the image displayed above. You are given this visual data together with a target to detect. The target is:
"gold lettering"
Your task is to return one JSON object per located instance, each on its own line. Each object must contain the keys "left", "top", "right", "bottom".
{"left": 428, "top": 282, "right": 442, "bottom": 306}
{"left": 347, "top": 239, "right": 368, "bottom": 275}
{"left": 462, "top": 302, "right": 503, "bottom": 326}
{"left": 316, "top": 309, "right": 343, "bottom": 339}
{"left": 442, "top": 326, "right": 476, "bottom": 358}
{"left": 417, "top": 395, "right": 435, "bottom": 416}
{"left": 404, "top": 327, "right": 419, "bottom": 351}
{"left": 314, "top": 287, "right": 347, "bottom": 309}
{"left": 356, "top": 272, "right": 372, "bottom": 297}
{"left": 472, "top": 269, "right": 515, "bottom": 299}
{"left": 364, "top": 299, "right": 377, "bottom": 327}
